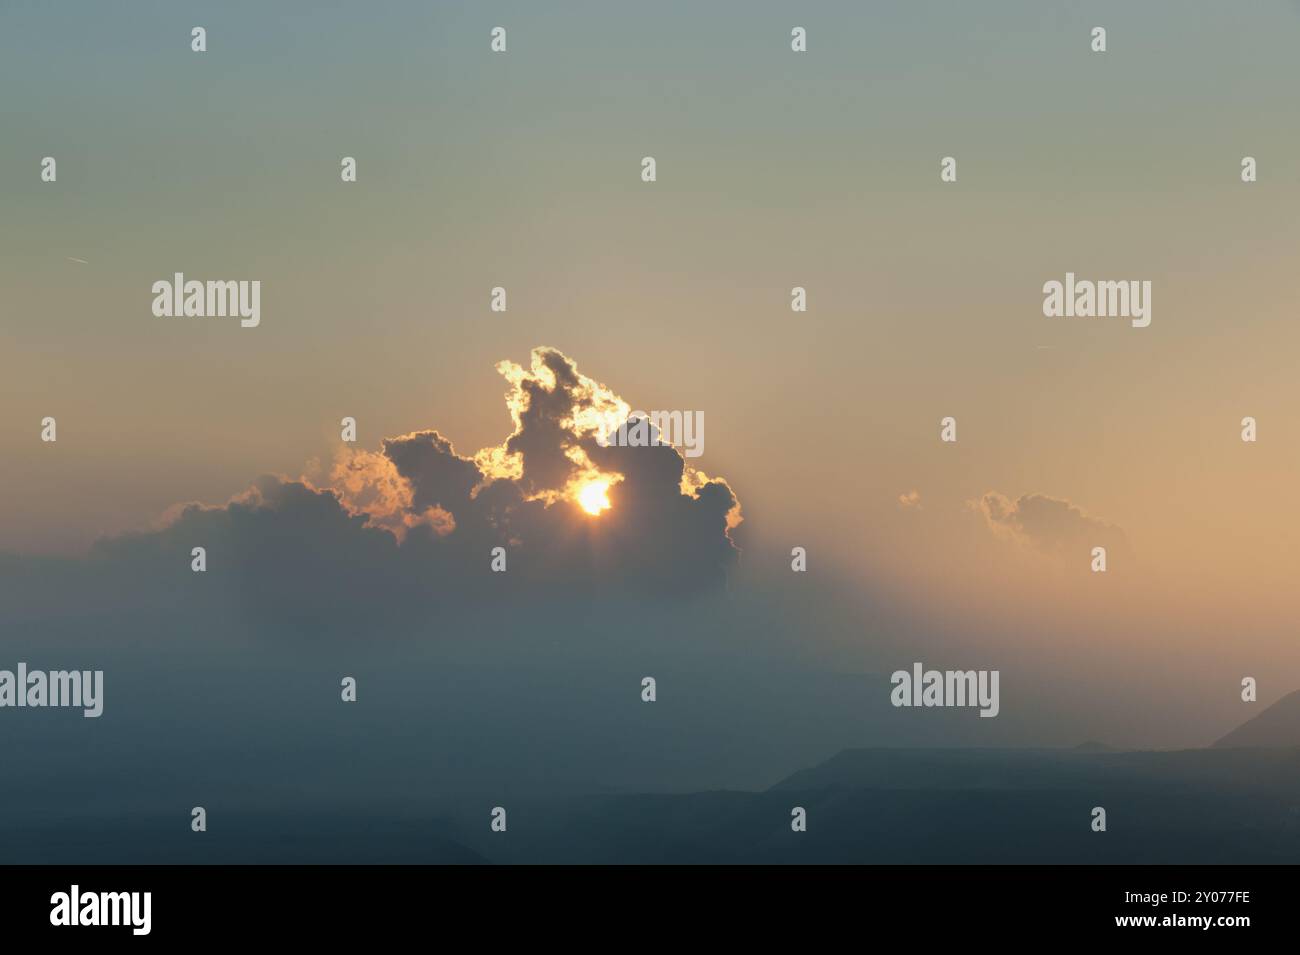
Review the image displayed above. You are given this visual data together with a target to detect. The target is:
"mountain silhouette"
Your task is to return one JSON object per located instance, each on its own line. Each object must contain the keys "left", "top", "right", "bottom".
{"left": 1214, "top": 689, "right": 1300, "bottom": 748}
{"left": 431, "top": 745, "right": 1300, "bottom": 863}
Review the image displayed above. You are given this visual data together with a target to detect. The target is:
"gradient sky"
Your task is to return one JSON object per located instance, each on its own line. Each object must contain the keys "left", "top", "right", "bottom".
{"left": 3, "top": 0, "right": 1299, "bottom": 753}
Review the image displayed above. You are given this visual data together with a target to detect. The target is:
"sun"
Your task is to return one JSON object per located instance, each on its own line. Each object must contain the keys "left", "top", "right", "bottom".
{"left": 577, "top": 479, "right": 612, "bottom": 516}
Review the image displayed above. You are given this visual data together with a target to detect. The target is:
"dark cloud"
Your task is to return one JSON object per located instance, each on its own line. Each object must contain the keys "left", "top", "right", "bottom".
{"left": 501, "top": 347, "right": 591, "bottom": 497}
{"left": 382, "top": 431, "right": 481, "bottom": 518}
{"left": 41, "top": 348, "right": 743, "bottom": 635}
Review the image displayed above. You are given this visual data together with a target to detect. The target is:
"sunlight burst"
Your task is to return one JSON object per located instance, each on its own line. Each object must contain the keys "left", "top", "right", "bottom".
{"left": 577, "top": 479, "right": 612, "bottom": 516}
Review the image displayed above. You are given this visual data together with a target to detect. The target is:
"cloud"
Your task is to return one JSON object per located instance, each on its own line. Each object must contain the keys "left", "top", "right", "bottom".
{"left": 897, "top": 490, "right": 922, "bottom": 510}
{"left": 973, "top": 491, "right": 1127, "bottom": 556}
{"left": 80, "top": 348, "right": 743, "bottom": 630}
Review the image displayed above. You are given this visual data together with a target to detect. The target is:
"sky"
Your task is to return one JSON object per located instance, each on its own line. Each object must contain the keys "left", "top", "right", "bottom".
{"left": 2, "top": 0, "right": 1299, "bottom": 803}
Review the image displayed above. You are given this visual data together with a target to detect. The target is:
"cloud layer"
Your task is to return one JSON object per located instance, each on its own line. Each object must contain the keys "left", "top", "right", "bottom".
{"left": 86, "top": 348, "right": 743, "bottom": 630}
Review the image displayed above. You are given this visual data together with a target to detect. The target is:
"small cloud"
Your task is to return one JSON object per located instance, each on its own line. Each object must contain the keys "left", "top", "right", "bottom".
{"left": 66, "top": 257, "right": 88, "bottom": 265}
{"left": 897, "top": 489, "right": 922, "bottom": 510}
{"left": 972, "top": 491, "right": 1127, "bottom": 556}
